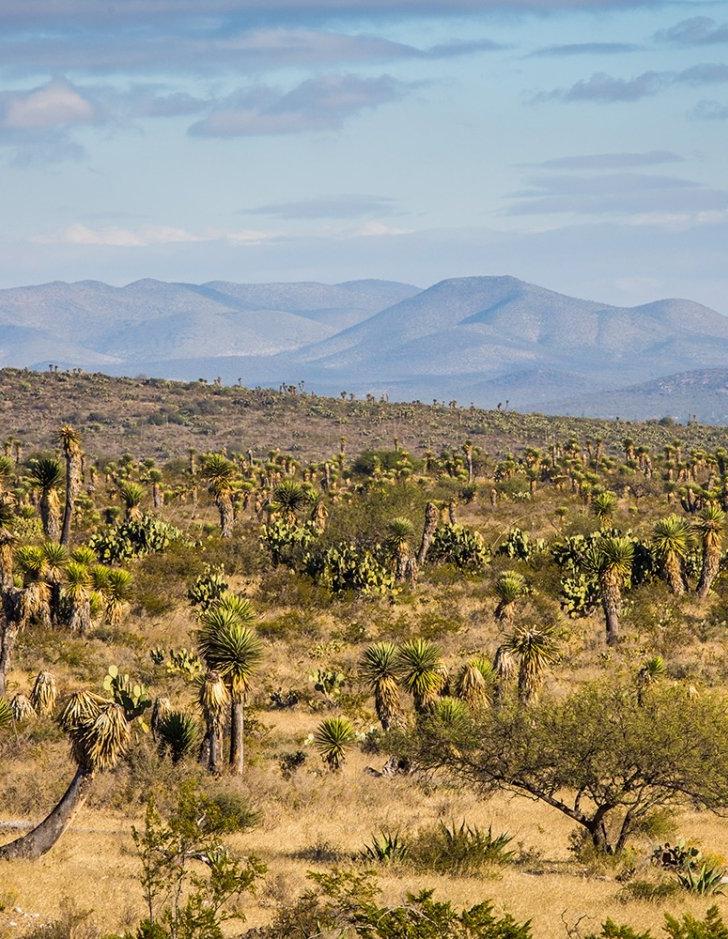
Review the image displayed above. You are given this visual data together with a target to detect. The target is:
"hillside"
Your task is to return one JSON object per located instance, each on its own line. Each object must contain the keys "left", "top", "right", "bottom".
{"left": 1, "top": 368, "right": 726, "bottom": 462}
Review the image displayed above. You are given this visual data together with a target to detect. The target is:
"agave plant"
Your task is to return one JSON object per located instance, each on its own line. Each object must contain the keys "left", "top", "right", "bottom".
{"left": 432, "top": 696, "right": 469, "bottom": 725}
{"left": 360, "top": 642, "right": 402, "bottom": 730}
{"left": 314, "top": 716, "right": 356, "bottom": 771}
{"left": 361, "top": 830, "right": 409, "bottom": 865}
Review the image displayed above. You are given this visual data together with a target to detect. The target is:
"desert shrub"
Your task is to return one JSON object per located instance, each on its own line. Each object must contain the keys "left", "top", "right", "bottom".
{"left": 89, "top": 514, "right": 186, "bottom": 563}
{"left": 408, "top": 820, "right": 514, "bottom": 875}
{"left": 303, "top": 543, "right": 395, "bottom": 596}
{"left": 429, "top": 524, "right": 489, "bottom": 571}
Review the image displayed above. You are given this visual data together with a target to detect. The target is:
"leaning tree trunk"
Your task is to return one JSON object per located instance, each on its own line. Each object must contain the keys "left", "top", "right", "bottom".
{"left": 0, "top": 768, "right": 94, "bottom": 861}
{"left": 600, "top": 575, "right": 622, "bottom": 646}
{"left": 229, "top": 696, "right": 245, "bottom": 775}
{"left": 416, "top": 502, "right": 439, "bottom": 567}
{"left": 216, "top": 493, "right": 234, "bottom": 539}
{"left": 60, "top": 454, "right": 80, "bottom": 547}
{"left": 697, "top": 543, "right": 720, "bottom": 600}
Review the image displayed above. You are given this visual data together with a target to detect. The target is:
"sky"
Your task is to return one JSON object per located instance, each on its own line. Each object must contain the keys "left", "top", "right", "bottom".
{"left": 1, "top": 0, "right": 727, "bottom": 311}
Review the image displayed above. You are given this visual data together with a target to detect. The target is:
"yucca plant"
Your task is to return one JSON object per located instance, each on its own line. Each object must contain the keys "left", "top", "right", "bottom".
{"left": 16, "top": 544, "right": 51, "bottom": 627}
{"left": 360, "top": 642, "right": 402, "bottom": 730}
{"left": 494, "top": 571, "right": 527, "bottom": 625}
{"left": 271, "top": 480, "right": 311, "bottom": 523}
{"left": 695, "top": 504, "right": 725, "bottom": 599}
{"left": 157, "top": 710, "right": 200, "bottom": 764}
{"left": 314, "top": 716, "right": 356, "bottom": 771}
{"left": 0, "top": 697, "right": 12, "bottom": 730}
{"left": 386, "top": 517, "right": 415, "bottom": 581}
{"left": 361, "top": 830, "right": 409, "bottom": 865}
{"left": 197, "top": 600, "right": 263, "bottom": 774}
{"left": 198, "top": 669, "right": 230, "bottom": 773}
{"left": 432, "top": 696, "right": 469, "bottom": 725}
{"left": 201, "top": 454, "right": 237, "bottom": 538}
{"left": 101, "top": 567, "right": 133, "bottom": 625}
{"left": 591, "top": 491, "right": 617, "bottom": 529}
{"left": 395, "top": 638, "right": 444, "bottom": 713}
{"left": 454, "top": 656, "right": 493, "bottom": 707}
{"left": 30, "top": 671, "right": 57, "bottom": 717}
{"left": 636, "top": 655, "right": 666, "bottom": 706}
{"left": 652, "top": 515, "right": 693, "bottom": 595}
{"left": 586, "top": 535, "right": 634, "bottom": 646}
{"left": 499, "top": 625, "right": 558, "bottom": 705}
{"left": 64, "top": 561, "right": 93, "bottom": 634}
{"left": 118, "top": 481, "right": 145, "bottom": 521}
{"left": 27, "top": 457, "right": 63, "bottom": 540}
{"left": 10, "top": 693, "right": 36, "bottom": 723}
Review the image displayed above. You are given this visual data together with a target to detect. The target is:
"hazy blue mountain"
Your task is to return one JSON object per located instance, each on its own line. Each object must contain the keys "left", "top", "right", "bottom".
{"left": 0, "top": 277, "right": 420, "bottom": 366}
{"left": 4, "top": 273, "right": 728, "bottom": 422}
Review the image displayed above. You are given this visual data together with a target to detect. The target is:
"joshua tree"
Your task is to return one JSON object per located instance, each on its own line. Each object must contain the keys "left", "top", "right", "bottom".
{"left": 360, "top": 642, "right": 402, "bottom": 730}
{"left": 198, "top": 669, "right": 230, "bottom": 774}
{"left": 395, "top": 639, "right": 444, "bottom": 714}
{"left": 498, "top": 625, "right": 558, "bottom": 705}
{"left": 314, "top": 716, "right": 356, "bottom": 771}
{"left": 695, "top": 504, "right": 725, "bottom": 600}
{"left": 201, "top": 454, "right": 237, "bottom": 538}
{"left": 0, "top": 693, "right": 131, "bottom": 860}
{"left": 586, "top": 536, "right": 634, "bottom": 646}
{"left": 59, "top": 426, "right": 81, "bottom": 546}
{"left": 197, "top": 596, "right": 263, "bottom": 774}
{"left": 651, "top": 515, "right": 693, "bottom": 595}
{"left": 28, "top": 458, "right": 63, "bottom": 541}
{"left": 494, "top": 571, "right": 527, "bottom": 626}
{"left": 385, "top": 518, "right": 415, "bottom": 582}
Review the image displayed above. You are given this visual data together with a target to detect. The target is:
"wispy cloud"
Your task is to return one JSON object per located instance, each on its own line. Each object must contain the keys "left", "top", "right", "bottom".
{"left": 537, "top": 63, "right": 728, "bottom": 103}
{"left": 690, "top": 98, "right": 728, "bottom": 120}
{"left": 529, "top": 42, "right": 640, "bottom": 57}
{"left": 188, "top": 74, "right": 415, "bottom": 137}
{"left": 33, "top": 224, "right": 271, "bottom": 247}
{"left": 507, "top": 172, "right": 728, "bottom": 218}
{"left": 655, "top": 17, "right": 728, "bottom": 47}
{"left": 243, "top": 194, "right": 399, "bottom": 219}
{"left": 523, "top": 150, "right": 684, "bottom": 169}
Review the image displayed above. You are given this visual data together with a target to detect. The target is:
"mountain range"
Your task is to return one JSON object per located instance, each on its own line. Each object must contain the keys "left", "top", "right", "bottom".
{"left": 2, "top": 274, "right": 728, "bottom": 423}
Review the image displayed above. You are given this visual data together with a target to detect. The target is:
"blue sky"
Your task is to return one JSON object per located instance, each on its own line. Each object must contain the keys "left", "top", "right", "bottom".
{"left": 1, "top": 0, "right": 727, "bottom": 311}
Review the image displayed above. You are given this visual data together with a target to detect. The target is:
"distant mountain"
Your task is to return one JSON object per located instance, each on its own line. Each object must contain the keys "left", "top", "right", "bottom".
{"left": 550, "top": 368, "right": 728, "bottom": 424}
{"left": 0, "top": 278, "right": 420, "bottom": 367}
{"left": 3, "top": 273, "right": 728, "bottom": 423}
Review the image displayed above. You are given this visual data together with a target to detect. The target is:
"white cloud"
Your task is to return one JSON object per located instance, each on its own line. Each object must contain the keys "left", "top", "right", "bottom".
{"left": 2, "top": 80, "right": 95, "bottom": 129}
{"left": 32, "top": 224, "right": 271, "bottom": 247}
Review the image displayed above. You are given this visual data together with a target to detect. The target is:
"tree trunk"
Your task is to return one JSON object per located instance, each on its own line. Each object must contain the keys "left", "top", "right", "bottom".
{"left": 69, "top": 599, "right": 92, "bottom": 635}
{"left": 697, "top": 545, "right": 720, "bottom": 600}
{"left": 600, "top": 577, "right": 622, "bottom": 646}
{"left": 39, "top": 493, "right": 60, "bottom": 541}
{"left": 61, "top": 456, "right": 79, "bottom": 546}
{"left": 664, "top": 553, "right": 685, "bottom": 596}
{"left": 216, "top": 494, "right": 234, "bottom": 539}
{"left": 229, "top": 697, "right": 244, "bottom": 774}
{"left": 0, "top": 769, "right": 94, "bottom": 861}
{"left": 416, "top": 502, "right": 439, "bottom": 567}
{"left": 0, "top": 590, "right": 22, "bottom": 698}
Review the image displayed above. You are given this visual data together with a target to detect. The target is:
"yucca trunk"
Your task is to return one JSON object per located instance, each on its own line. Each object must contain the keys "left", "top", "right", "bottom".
{"left": 697, "top": 542, "right": 721, "bottom": 599}
{"left": 69, "top": 598, "right": 92, "bottom": 635}
{"left": 216, "top": 492, "right": 234, "bottom": 538}
{"left": 663, "top": 553, "right": 685, "bottom": 596}
{"left": 0, "top": 542, "right": 13, "bottom": 591}
{"left": 0, "top": 768, "right": 94, "bottom": 860}
{"left": 374, "top": 677, "right": 402, "bottom": 730}
{"left": 599, "top": 573, "right": 622, "bottom": 646}
{"left": 416, "top": 502, "right": 439, "bottom": 567}
{"left": 151, "top": 483, "right": 162, "bottom": 510}
{"left": 0, "top": 589, "right": 22, "bottom": 698}
{"left": 229, "top": 695, "right": 245, "bottom": 774}
{"left": 61, "top": 453, "right": 80, "bottom": 547}
{"left": 39, "top": 491, "right": 60, "bottom": 541}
